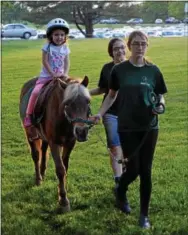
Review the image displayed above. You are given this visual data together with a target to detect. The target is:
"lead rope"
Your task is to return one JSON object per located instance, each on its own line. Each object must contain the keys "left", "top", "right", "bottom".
{"left": 89, "top": 89, "right": 165, "bottom": 171}
{"left": 88, "top": 107, "right": 126, "bottom": 168}
{"left": 89, "top": 124, "right": 127, "bottom": 169}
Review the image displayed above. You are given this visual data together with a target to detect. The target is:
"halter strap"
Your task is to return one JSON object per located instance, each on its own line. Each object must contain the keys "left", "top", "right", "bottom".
{"left": 64, "top": 109, "right": 94, "bottom": 128}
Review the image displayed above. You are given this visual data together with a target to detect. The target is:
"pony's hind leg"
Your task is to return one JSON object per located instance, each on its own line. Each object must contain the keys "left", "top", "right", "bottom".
{"left": 29, "top": 139, "right": 43, "bottom": 186}
{"left": 40, "top": 141, "right": 49, "bottom": 180}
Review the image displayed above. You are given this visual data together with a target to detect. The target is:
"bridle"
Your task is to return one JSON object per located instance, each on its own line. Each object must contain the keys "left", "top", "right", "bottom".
{"left": 64, "top": 104, "right": 94, "bottom": 128}
{"left": 56, "top": 78, "right": 94, "bottom": 128}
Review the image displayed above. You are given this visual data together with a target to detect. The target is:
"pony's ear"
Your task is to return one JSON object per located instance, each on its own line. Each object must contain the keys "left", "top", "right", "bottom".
{"left": 81, "top": 76, "right": 89, "bottom": 87}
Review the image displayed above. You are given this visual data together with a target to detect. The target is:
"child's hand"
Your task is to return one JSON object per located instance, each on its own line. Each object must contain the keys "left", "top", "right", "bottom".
{"left": 52, "top": 73, "right": 64, "bottom": 79}
{"left": 60, "top": 75, "right": 69, "bottom": 81}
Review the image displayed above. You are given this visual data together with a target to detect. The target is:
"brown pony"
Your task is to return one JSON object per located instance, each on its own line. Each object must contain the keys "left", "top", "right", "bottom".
{"left": 19, "top": 76, "right": 93, "bottom": 212}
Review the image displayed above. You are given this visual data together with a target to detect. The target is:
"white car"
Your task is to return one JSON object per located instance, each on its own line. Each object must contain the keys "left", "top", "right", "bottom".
{"left": 155, "top": 19, "right": 163, "bottom": 24}
{"left": 1, "top": 23, "right": 37, "bottom": 39}
{"left": 37, "top": 30, "right": 46, "bottom": 39}
{"left": 126, "top": 18, "right": 143, "bottom": 24}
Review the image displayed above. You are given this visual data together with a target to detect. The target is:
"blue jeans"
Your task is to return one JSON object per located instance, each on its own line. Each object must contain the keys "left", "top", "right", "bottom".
{"left": 102, "top": 113, "right": 121, "bottom": 148}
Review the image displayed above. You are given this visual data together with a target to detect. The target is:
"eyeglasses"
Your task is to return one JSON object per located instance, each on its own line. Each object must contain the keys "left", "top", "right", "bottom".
{"left": 131, "top": 42, "right": 148, "bottom": 47}
{"left": 113, "top": 46, "right": 126, "bottom": 51}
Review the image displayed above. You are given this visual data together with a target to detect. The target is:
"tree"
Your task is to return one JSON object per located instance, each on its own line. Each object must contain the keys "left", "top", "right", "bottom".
{"left": 17, "top": 1, "right": 134, "bottom": 37}
{"left": 140, "top": 1, "right": 168, "bottom": 23}
{"left": 168, "top": 2, "right": 185, "bottom": 19}
{"left": 140, "top": 1, "right": 185, "bottom": 22}
{"left": 19, "top": 1, "right": 107, "bottom": 37}
{"left": 72, "top": 1, "right": 106, "bottom": 37}
{"left": 1, "top": 2, "right": 24, "bottom": 24}
{"left": 99, "top": 2, "right": 142, "bottom": 22}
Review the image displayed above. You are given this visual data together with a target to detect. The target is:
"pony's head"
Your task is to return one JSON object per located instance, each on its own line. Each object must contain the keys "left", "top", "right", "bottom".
{"left": 63, "top": 76, "right": 92, "bottom": 142}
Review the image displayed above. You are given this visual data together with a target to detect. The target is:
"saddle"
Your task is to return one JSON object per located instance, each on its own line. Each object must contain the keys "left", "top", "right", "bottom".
{"left": 32, "top": 78, "right": 70, "bottom": 126}
{"left": 32, "top": 78, "right": 75, "bottom": 125}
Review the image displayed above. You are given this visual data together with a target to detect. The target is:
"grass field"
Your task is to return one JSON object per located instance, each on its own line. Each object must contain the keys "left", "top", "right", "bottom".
{"left": 2, "top": 37, "right": 188, "bottom": 235}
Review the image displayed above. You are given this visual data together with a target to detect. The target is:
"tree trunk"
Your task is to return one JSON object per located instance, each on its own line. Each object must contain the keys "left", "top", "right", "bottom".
{"left": 85, "top": 18, "right": 93, "bottom": 38}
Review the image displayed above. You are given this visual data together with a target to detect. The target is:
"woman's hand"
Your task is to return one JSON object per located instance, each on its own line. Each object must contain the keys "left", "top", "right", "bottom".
{"left": 152, "top": 104, "right": 165, "bottom": 115}
{"left": 89, "top": 113, "right": 102, "bottom": 124}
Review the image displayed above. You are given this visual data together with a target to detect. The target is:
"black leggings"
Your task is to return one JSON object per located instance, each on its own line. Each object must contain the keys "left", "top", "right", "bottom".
{"left": 118, "top": 129, "right": 158, "bottom": 216}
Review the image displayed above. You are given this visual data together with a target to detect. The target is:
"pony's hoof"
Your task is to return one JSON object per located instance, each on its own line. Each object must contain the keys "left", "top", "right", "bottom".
{"left": 59, "top": 204, "right": 71, "bottom": 213}
{"left": 62, "top": 204, "right": 71, "bottom": 213}
{"left": 35, "top": 179, "right": 42, "bottom": 186}
{"left": 41, "top": 175, "right": 46, "bottom": 181}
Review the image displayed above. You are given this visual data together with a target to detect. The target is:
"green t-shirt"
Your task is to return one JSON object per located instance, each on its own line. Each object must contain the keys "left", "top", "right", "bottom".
{"left": 109, "top": 60, "right": 167, "bottom": 132}
{"left": 98, "top": 61, "right": 120, "bottom": 115}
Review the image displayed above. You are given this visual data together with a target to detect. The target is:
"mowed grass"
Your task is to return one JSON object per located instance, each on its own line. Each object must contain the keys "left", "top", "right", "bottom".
{"left": 2, "top": 37, "right": 188, "bottom": 235}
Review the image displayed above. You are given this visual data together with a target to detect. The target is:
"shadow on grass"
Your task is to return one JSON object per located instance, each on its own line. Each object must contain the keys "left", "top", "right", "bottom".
{"left": 170, "top": 230, "right": 188, "bottom": 235}
{"left": 5, "top": 174, "right": 186, "bottom": 235}
{"left": 39, "top": 210, "right": 89, "bottom": 235}
{"left": 37, "top": 191, "right": 131, "bottom": 235}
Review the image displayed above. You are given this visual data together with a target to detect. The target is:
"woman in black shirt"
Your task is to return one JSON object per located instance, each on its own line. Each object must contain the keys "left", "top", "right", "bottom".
{"left": 90, "top": 38, "right": 126, "bottom": 189}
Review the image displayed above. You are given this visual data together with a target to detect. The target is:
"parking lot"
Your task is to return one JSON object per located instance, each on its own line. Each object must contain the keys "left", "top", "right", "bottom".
{"left": 1, "top": 23, "right": 188, "bottom": 40}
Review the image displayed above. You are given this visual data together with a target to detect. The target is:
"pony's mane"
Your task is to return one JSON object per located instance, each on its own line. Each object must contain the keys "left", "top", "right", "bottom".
{"left": 64, "top": 83, "right": 91, "bottom": 103}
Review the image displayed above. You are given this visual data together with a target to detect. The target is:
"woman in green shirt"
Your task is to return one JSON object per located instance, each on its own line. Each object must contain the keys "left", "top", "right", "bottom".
{"left": 91, "top": 30, "right": 167, "bottom": 228}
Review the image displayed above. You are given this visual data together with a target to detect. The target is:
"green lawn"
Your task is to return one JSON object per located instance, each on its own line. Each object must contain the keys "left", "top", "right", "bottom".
{"left": 2, "top": 38, "right": 188, "bottom": 235}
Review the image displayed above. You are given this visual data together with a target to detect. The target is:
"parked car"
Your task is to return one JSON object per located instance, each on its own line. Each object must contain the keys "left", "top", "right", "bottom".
{"left": 126, "top": 18, "right": 143, "bottom": 24}
{"left": 1, "top": 23, "right": 37, "bottom": 39}
{"left": 183, "top": 17, "right": 188, "bottom": 24}
{"left": 37, "top": 30, "right": 46, "bottom": 39}
{"left": 147, "top": 30, "right": 162, "bottom": 37}
{"left": 155, "top": 19, "right": 163, "bottom": 24}
{"left": 100, "top": 18, "right": 120, "bottom": 24}
{"left": 165, "top": 17, "right": 181, "bottom": 24}
{"left": 68, "top": 34, "right": 75, "bottom": 39}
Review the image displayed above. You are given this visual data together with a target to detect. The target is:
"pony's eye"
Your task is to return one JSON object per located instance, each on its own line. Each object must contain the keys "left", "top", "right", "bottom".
{"left": 64, "top": 104, "right": 70, "bottom": 112}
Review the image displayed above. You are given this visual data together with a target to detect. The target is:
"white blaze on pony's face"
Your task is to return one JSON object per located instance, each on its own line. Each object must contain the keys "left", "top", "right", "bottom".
{"left": 63, "top": 76, "right": 91, "bottom": 142}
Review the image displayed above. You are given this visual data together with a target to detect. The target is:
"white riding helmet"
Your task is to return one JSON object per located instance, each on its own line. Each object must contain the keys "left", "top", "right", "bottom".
{"left": 46, "top": 18, "right": 70, "bottom": 37}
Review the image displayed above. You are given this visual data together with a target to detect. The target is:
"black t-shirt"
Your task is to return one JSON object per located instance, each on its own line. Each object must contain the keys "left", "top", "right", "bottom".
{"left": 98, "top": 61, "right": 120, "bottom": 115}
{"left": 109, "top": 60, "right": 168, "bottom": 132}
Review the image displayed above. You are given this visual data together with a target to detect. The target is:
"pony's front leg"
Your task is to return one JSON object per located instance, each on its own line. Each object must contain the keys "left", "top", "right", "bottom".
{"left": 50, "top": 143, "right": 70, "bottom": 212}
